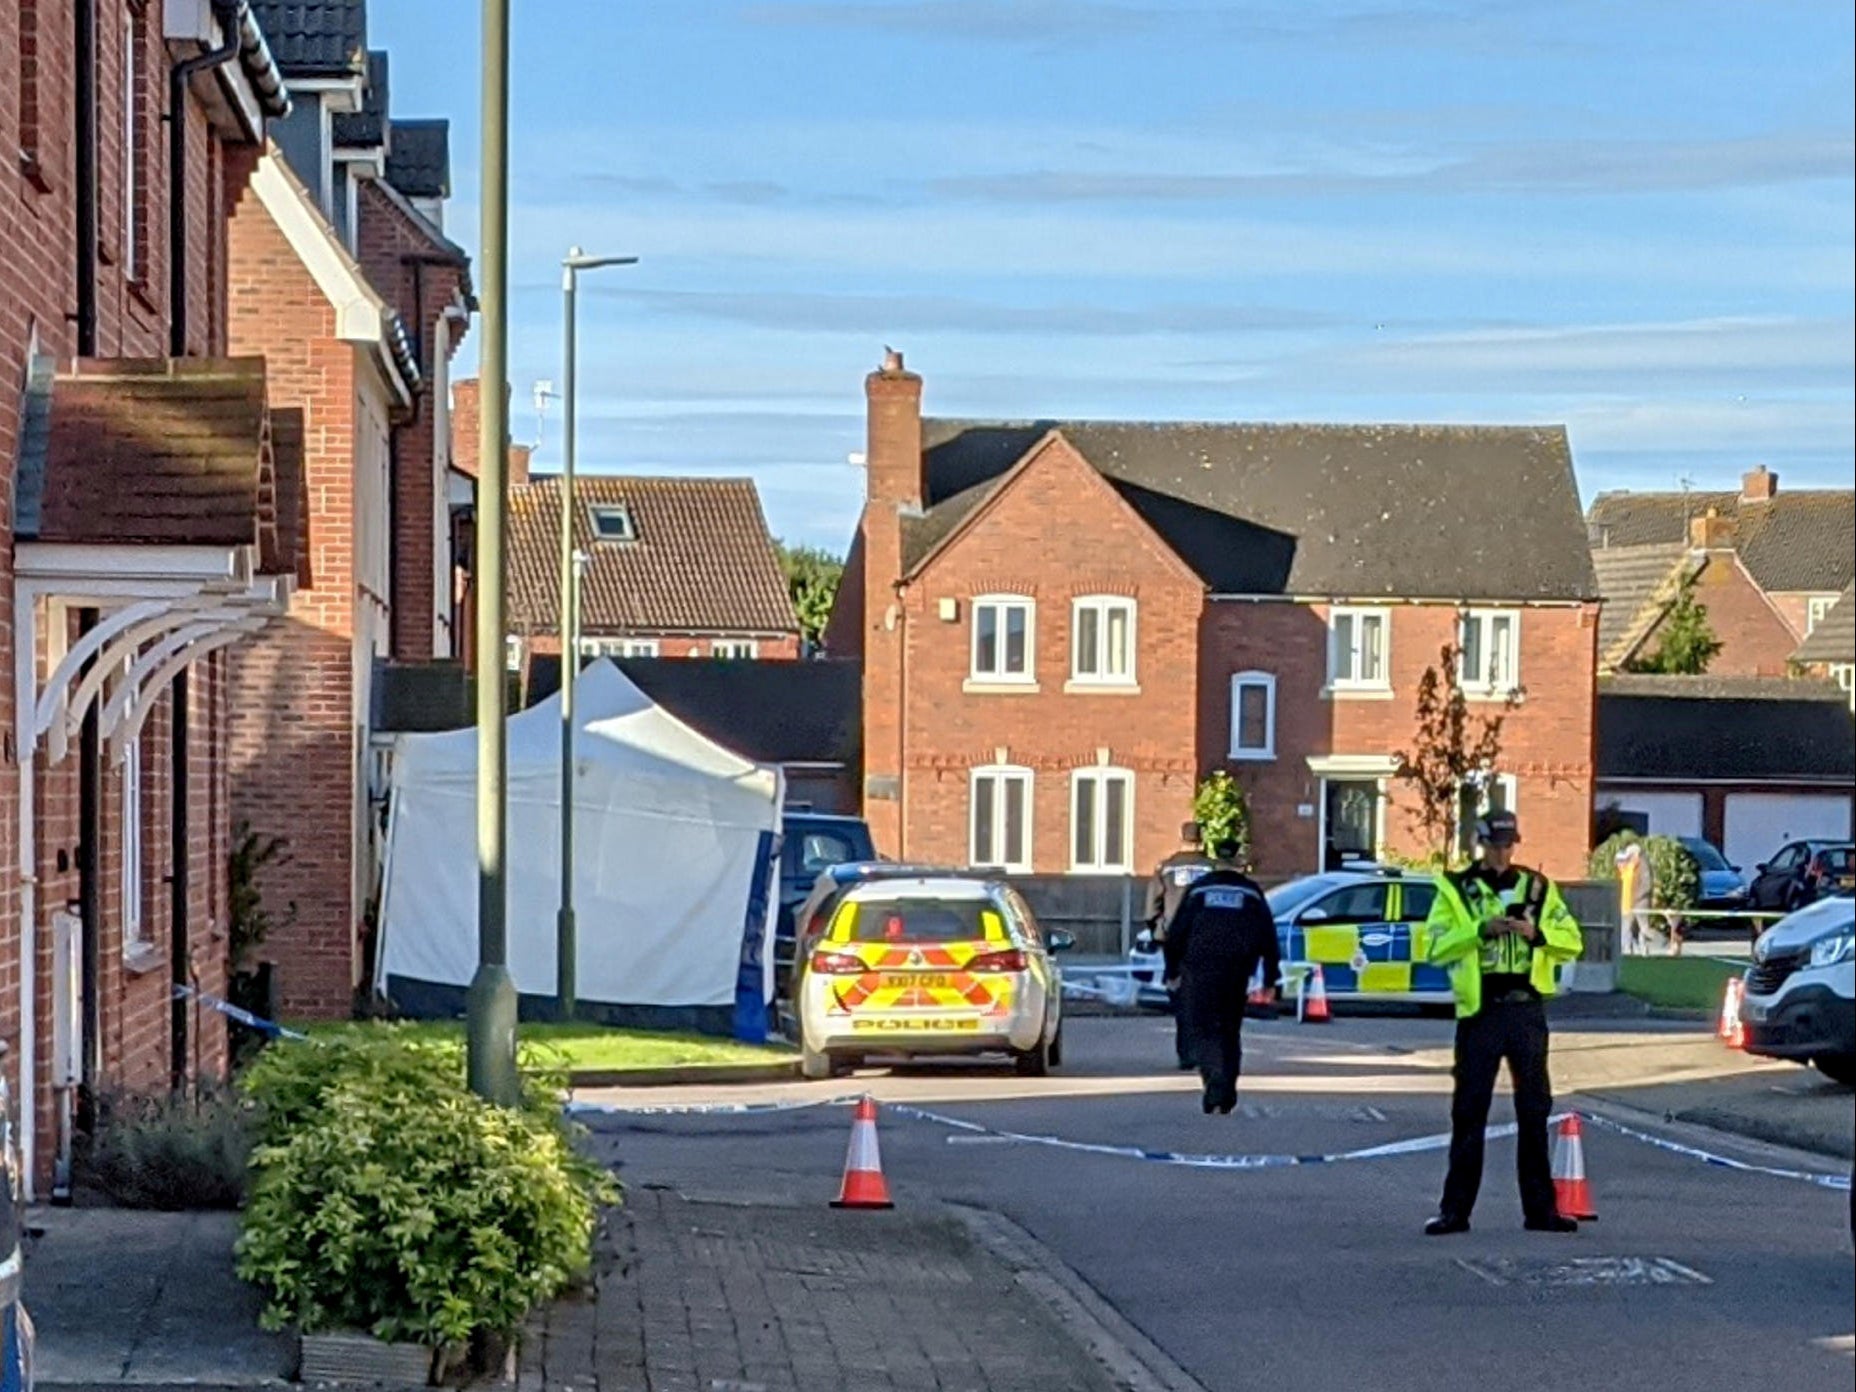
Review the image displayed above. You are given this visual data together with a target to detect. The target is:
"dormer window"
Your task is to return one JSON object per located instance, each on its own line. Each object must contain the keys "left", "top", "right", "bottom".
{"left": 590, "top": 503, "right": 636, "bottom": 542}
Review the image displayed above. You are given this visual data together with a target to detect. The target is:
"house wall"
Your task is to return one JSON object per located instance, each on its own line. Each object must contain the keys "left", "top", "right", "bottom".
{"left": 1631, "top": 553, "right": 1801, "bottom": 678}
{"left": 1197, "top": 601, "right": 1599, "bottom": 881}
{"left": 522, "top": 632, "right": 804, "bottom": 661}
{"left": 225, "top": 185, "right": 368, "bottom": 1017}
{"left": 3, "top": 2, "right": 253, "bottom": 1186}
{"left": 886, "top": 436, "right": 1203, "bottom": 875}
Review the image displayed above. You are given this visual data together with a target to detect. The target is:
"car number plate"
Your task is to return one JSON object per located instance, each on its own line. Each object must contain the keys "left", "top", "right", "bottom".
{"left": 880, "top": 973, "right": 954, "bottom": 989}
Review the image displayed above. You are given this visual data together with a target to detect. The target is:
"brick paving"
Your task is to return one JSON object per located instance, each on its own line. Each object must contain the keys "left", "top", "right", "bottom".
{"left": 519, "top": 1186, "right": 1122, "bottom": 1392}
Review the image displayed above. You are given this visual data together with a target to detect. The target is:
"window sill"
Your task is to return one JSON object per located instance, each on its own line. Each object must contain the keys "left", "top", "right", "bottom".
{"left": 963, "top": 679, "right": 1041, "bottom": 695}
{"left": 1228, "top": 749, "right": 1276, "bottom": 762}
{"left": 1063, "top": 680, "right": 1142, "bottom": 695}
{"left": 1322, "top": 684, "right": 1395, "bottom": 701}
{"left": 1461, "top": 686, "right": 1523, "bottom": 704}
{"left": 122, "top": 941, "right": 165, "bottom": 977}
{"left": 19, "top": 151, "right": 51, "bottom": 194}
{"left": 1069, "top": 866, "right": 1134, "bottom": 877}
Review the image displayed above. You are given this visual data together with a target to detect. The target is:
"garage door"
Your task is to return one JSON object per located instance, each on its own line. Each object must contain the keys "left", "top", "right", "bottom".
{"left": 1723, "top": 793, "right": 1853, "bottom": 872}
{"left": 1595, "top": 789, "right": 1703, "bottom": 840}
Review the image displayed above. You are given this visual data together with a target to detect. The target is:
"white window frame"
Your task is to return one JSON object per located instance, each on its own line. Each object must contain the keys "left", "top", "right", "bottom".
{"left": 122, "top": 732, "right": 147, "bottom": 948}
{"left": 1806, "top": 595, "right": 1837, "bottom": 634}
{"left": 1327, "top": 606, "right": 1391, "bottom": 691}
{"left": 589, "top": 503, "right": 636, "bottom": 542}
{"left": 1456, "top": 772, "right": 1519, "bottom": 856}
{"left": 1070, "top": 768, "right": 1135, "bottom": 874}
{"left": 504, "top": 634, "right": 523, "bottom": 671}
{"left": 969, "top": 595, "right": 1036, "bottom": 685}
{"left": 1229, "top": 671, "right": 1277, "bottom": 760}
{"left": 580, "top": 636, "right": 660, "bottom": 658}
{"left": 1458, "top": 608, "right": 1522, "bottom": 696}
{"left": 121, "top": 9, "right": 139, "bottom": 281}
{"left": 969, "top": 765, "right": 1034, "bottom": 873}
{"left": 1069, "top": 595, "right": 1137, "bottom": 686}
{"left": 710, "top": 639, "right": 758, "bottom": 659}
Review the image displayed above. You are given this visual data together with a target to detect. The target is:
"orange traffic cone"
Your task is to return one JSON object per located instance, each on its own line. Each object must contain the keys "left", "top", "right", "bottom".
{"left": 1551, "top": 1114, "right": 1597, "bottom": 1221}
{"left": 1246, "top": 963, "right": 1277, "bottom": 1019}
{"left": 1717, "top": 977, "right": 1747, "bottom": 1050}
{"left": 831, "top": 1096, "right": 894, "bottom": 1210}
{"left": 1301, "top": 965, "right": 1332, "bottom": 1024}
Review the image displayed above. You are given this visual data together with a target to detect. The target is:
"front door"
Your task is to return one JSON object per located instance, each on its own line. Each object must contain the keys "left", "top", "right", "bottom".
{"left": 1323, "top": 779, "right": 1381, "bottom": 869}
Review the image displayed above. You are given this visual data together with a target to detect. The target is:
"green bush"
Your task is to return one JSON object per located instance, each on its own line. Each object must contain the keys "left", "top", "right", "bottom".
{"left": 236, "top": 1031, "right": 615, "bottom": 1346}
{"left": 1193, "top": 771, "right": 1253, "bottom": 869}
{"left": 77, "top": 1080, "right": 250, "bottom": 1210}
{"left": 1588, "top": 831, "right": 1700, "bottom": 914}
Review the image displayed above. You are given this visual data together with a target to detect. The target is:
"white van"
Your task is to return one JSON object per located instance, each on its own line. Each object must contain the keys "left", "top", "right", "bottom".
{"left": 1741, "top": 895, "right": 1856, "bottom": 1086}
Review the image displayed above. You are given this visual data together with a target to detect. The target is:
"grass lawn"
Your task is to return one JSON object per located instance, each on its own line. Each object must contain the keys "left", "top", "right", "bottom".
{"left": 299, "top": 1019, "right": 794, "bottom": 1072}
{"left": 1617, "top": 956, "right": 1742, "bottom": 1013}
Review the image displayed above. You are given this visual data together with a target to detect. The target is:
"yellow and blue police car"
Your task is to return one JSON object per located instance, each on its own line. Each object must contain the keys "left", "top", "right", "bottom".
{"left": 795, "top": 875, "right": 1074, "bottom": 1080}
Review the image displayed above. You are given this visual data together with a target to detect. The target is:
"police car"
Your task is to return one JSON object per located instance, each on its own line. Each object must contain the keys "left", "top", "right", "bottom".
{"left": 795, "top": 875, "right": 1073, "bottom": 1080}
{"left": 1130, "top": 867, "right": 1453, "bottom": 1008}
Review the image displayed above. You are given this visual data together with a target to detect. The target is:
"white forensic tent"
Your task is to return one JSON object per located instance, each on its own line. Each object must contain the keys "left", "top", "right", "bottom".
{"left": 377, "top": 661, "right": 783, "bottom": 1032}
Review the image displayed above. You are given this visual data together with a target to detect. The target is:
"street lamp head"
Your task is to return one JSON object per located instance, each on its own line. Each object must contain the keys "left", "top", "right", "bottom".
{"left": 563, "top": 251, "right": 640, "bottom": 271}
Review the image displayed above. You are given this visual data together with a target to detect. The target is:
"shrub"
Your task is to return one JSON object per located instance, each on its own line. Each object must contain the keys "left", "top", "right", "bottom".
{"left": 1192, "top": 772, "right": 1253, "bottom": 869}
{"left": 1588, "top": 831, "right": 1700, "bottom": 914}
{"left": 236, "top": 1030, "right": 615, "bottom": 1346}
{"left": 77, "top": 1080, "right": 251, "bottom": 1210}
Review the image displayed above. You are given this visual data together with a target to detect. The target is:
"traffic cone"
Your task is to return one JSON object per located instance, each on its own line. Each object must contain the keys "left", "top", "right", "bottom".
{"left": 1551, "top": 1114, "right": 1597, "bottom": 1221}
{"left": 1717, "top": 977, "right": 1747, "bottom": 1050}
{"left": 831, "top": 1095, "right": 894, "bottom": 1210}
{"left": 1246, "top": 963, "right": 1277, "bottom": 1019}
{"left": 1301, "top": 965, "right": 1332, "bottom": 1024}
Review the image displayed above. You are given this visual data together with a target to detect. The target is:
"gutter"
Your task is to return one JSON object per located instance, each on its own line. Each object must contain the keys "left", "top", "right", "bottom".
{"left": 231, "top": 1, "right": 290, "bottom": 120}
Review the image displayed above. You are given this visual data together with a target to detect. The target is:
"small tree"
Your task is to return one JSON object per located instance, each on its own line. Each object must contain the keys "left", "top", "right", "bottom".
{"left": 1395, "top": 643, "right": 1519, "bottom": 862}
{"left": 1192, "top": 771, "right": 1252, "bottom": 870}
{"left": 777, "top": 542, "right": 844, "bottom": 650}
{"left": 1624, "top": 572, "right": 1722, "bottom": 675}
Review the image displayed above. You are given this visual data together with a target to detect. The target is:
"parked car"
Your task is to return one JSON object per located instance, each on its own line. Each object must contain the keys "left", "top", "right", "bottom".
{"left": 1740, "top": 896, "right": 1856, "bottom": 1087}
{"left": 1, "top": 1054, "right": 34, "bottom": 1391}
{"left": 779, "top": 860, "right": 951, "bottom": 1003}
{"left": 1747, "top": 841, "right": 1856, "bottom": 913}
{"left": 773, "top": 813, "right": 877, "bottom": 997}
{"left": 1130, "top": 867, "right": 1457, "bottom": 1009}
{"left": 1678, "top": 838, "right": 1749, "bottom": 912}
{"left": 795, "top": 875, "right": 1073, "bottom": 1080}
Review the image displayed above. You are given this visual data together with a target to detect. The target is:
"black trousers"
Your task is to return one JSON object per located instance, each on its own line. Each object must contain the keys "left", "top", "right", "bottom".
{"left": 1185, "top": 979, "right": 1246, "bottom": 1107}
{"left": 1440, "top": 997, "right": 1558, "bottom": 1223}
{"left": 1167, "top": 985, "right": 1191, "bottom": 1066}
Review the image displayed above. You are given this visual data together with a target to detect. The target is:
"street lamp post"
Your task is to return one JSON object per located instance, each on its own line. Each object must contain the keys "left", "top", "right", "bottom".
{"left": 558, "top": 248, "right": 637, "bottom": 1021}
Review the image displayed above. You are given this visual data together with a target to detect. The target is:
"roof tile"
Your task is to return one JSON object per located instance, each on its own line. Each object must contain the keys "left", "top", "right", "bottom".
{"left": 385, "top": 119, "right": 449, "bottom": 199}
{"left": 1793, "top": 584, "right": 1855, "bottom": 665}
{"left": 1598, "top": 674, "right": 1853, "bottom": 782}
{"left": 1587, "top": 487, "right": 1854, "bottom": 594}
{"left": 247, "top": 1, "right": 366, "bottom": 78}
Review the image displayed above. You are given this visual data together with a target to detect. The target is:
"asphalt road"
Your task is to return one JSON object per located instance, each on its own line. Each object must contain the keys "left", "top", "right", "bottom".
{"left": 578, "top": 1013, "right": 1854, "bottom": 1392}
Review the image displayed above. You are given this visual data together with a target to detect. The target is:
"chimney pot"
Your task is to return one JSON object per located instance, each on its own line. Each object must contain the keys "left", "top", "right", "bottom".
{"left": 882, "top": 347, "right": 904, "bottom": 373}
{"left": 1741, "top": 464, "right": 1778, "bottom": 502}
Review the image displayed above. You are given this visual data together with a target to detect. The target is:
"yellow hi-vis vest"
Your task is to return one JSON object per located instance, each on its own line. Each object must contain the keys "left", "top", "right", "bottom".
{"left": 1423, "top": 868, "right": 1583, "bottom": 1019}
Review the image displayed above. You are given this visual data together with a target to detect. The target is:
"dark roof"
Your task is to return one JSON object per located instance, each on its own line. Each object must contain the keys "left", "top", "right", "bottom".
{"left": 385, "top": 119, "right": 449, "bottom": 199}
{"left": 509, "top": 476, "right": 799, "bottom": 637}
{"left": 331, "top": 49, "right": 387, "bottom": 148}
{"left": 908, "top": 420, "right": 1598, "bottom": 601}
{"left": 247, "top": 1, "right": 366, "bottom": 78}
{"left": 16, "top": 358, "right": 293, "bottom": 566}
{"left": 1794, "top": 584, "right": 1856, "bottom": 665}
{"left": 1589, "top": 543, "right": 1691, "bottom": 667}
{"left": 1587, "top": 487, "right": 1854, "bottom": 594}
{"left": 526, "top": 658, "right": 861, "bottom": 768}
{"left": 1597, "top": 675, "right": 1854, "bottom": 783}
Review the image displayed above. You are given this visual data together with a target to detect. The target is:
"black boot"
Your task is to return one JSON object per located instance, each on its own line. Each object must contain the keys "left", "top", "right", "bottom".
{"left": 1424, "top": 1214, "right": 1471, "bottom": 1236}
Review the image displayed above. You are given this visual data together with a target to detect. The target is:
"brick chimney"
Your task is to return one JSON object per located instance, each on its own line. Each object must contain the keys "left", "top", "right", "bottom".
{"left": 860, "top": 348, "right": 923, "bottom": 857}
{"left": 1688, "top": 507, "right": 1734, "bottom": 550}
{"left": 1741, "top": 464, "right": 1778, "bottom": 502}
{"left": 508, "top": 442, "right": 532, "bottom": 488}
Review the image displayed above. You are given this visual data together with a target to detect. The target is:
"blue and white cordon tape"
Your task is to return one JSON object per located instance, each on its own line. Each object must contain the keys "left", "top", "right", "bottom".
{"left": 173, "top": 982, "right": 310, "bottom": 1040}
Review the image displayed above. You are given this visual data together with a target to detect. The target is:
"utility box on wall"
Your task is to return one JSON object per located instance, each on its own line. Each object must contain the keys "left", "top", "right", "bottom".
{"left": 50, "top": 911, "right": 83, "bottom": 1088}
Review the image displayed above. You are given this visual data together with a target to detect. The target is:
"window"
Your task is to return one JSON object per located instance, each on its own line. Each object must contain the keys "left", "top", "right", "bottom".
{"left": 121, "top": 5, "right": 148, "bottom": 282}
{"left": 1455, "top": 772, "right": 1518, "bottom": 859}
{"left": 1070, "top": 768, "right": 1134, "bottom": 873}
{"left": 1807, "top": 595, "right": 1837, "bottom": 634}
{"left": 580, "top": 637, "right": 659, "bottom": 658}
{"left": 122, "top": 734, "right": 146, "bottom": 948}
{"left": 971, "top": 596, "right": 1034, "bottom": 683}
{"left": 1399, "top": 882, "right": 1438, "bottom": 923}
{"left": 589, "top": 503, "right": 636, "bottom": 542}
{"left": 1459, "top": 609, "right": 1520, "bottom": 694}
{"left": 710, "top": 639, "right": 758, "bottom": 659}
{"left": 504, "top": 634, "right": 523, "bottom": 671}
{"left": 1229, "top": 672, "right": 1276, "bottom": 759}
{"left": 970, "top": 766, "right": 1032, "bottom": 872}
{"left": 1328, "top": 607, "right": 1389, "bottom": 689}
{"left": 1070, "top": 596, "right": 1136, "bottom": 685}
{"left": 1304, "top": 883, "right": 1390, "bottom": 925}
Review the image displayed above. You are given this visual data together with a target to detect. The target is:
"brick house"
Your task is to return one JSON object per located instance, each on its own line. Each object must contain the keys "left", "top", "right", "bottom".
{"left": 1791, "top": 584, "right": 1855, "bottom": 708}
{"left": 828, "top": 352, "right": 1601, "bottom": 883}
{"left": 3, "top": 0, "right": 294, "bottom": 1195}
{"left": 224, "top": 6, "right": 471, "bottom": 1018}
{"left": 507, "top": 475, "right": 801, "bottom": 666}
{"left": 1589, "top": 467, "right": 1854, "bottom": 678}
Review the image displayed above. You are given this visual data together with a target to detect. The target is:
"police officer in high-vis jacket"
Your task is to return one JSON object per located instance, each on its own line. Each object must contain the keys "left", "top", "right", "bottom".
{"left": 1423, "top": 810, "right": 1584, "bottom": 1236}
{"left": 1144, "top": 823, "right": 1227, "bottom": 1069}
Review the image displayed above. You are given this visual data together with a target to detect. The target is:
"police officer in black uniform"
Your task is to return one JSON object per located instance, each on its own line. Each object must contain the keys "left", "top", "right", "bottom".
{"left": 1144, "top": 823, "right": 1225, "bottom": 1069}
{"left": 1162, "top": 842, "right": 1281, "bottom": 1115}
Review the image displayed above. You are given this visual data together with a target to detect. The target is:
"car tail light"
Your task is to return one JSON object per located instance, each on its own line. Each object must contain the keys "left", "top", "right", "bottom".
{"left": 809, "top": 950, "right": 865, "bottom": 975}
{"left": 967, "top": 949, "right": 1027, "bottom": 973}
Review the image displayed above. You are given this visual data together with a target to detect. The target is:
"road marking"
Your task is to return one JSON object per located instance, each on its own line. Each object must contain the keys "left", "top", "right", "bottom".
{"left": 1456, "top": 1256, "right": 1712, "bottom": 1288}
{"left": 1813, "top": 1334, "right": 1854, "bottom": 1358}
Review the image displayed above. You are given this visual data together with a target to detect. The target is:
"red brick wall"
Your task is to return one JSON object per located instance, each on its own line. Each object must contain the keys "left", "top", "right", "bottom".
{"left": 885, "top": 434, "right": 1204, "bottom": 873}
{"left": 1630, "top": 553, "right": 1801, "bottom": 678}
{"left": 1198, "top": 601, "right": 1598, "bottom": 881}
{"left": 524, "top": 633, "right": 804, "bottom": 661}
{"left": 226, "top": 180, "right": 364, "bottom": 1017}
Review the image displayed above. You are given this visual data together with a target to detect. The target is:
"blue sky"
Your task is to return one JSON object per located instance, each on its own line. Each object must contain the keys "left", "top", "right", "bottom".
{"left": 369, "top": 0, "right": 1855, "bottom": 551}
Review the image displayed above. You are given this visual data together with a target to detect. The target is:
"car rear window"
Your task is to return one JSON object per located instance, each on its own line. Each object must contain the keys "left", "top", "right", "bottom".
{"left": 1820, "top": 848, "right": 1854, "bottom": 873}
{"left": 834, "top": 897, "right": 998, "bottom": 944}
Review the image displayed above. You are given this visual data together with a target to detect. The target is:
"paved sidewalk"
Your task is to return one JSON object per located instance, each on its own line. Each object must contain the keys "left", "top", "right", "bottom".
{"left": 520, "top": 1186, "right": 1125, "bottom": 1392}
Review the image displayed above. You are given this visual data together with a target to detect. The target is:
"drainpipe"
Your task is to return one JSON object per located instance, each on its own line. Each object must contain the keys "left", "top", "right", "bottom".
{"left": 169, "top": 673, "right": 189, "bottom": 1090}
{"left": 60, "top": 611, "right": 106, "bottom": 1202}
{"left": 167, "top": 1, "right": 245, "bottom": 356}
{"left": 74, "top": 0, "right": 98, "bottom": 355}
